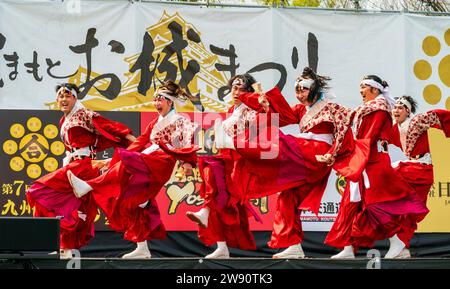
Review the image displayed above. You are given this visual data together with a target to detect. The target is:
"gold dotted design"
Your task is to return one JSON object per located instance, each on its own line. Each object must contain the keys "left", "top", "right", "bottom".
{"left": 43, "top": 157, "right": 58, "bottom": 172}
{"left": 27, "top": 117, "right": 42, "bottom": 132}
{"left": 422, "top": 36, "right": 441, "bottom": 56}
{"left": 438, "top": 54, "right": 450, "bottom": 88}
{"left": 27, "top": 164, "right": 42, "bottom": 179}
{"left": 3, "top": 140, "right": 18, "bottom": 155}
{"left": 10, "top": 157, "right": 25, "bottom": 172}
{"left": 44, "top": 124, "right": 59, "bottom": 140}
{"left": 423, "top": 84, "right": 442, "bottom": 105}
{"left": 19, "top": 133, "right": 49, "bottom": 163}
{"left": 10, "top": 124, "right": 25, "bottom": 139}
{"left": 417, "top": 30, "right": 450, "bottom": 107}
{"left": 414, "top": 60, "right": 432, "bottom": 80}
{"left": 5, "top": 119, "right": 64, "bottom": 179}
{"left": 50, "top": 141, "right": 65, "bottom": 156}
{"left": 445, "top": 28, "right": 450, "bottom": 46}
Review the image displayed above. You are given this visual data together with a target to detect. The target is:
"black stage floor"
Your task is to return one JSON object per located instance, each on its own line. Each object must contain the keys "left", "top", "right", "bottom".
{"left": 2, "top": 231, "right": 450, "bottom": 269}
{"left": 2, "top": 256, "right": 450, "bottom": 269}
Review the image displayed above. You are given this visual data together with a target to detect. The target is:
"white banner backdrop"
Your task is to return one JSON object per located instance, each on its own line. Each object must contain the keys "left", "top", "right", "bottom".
{"left": 0, "top": 1, "right": 448, "bottom": 231}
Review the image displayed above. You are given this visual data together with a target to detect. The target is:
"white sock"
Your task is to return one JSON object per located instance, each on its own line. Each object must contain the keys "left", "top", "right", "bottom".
{"left": 385, "top": 234, "right": 406, "bottom": 258}
{"left": 286, "top": 243, "right": 303, "bottom": 253}
{"left": 389, "top": 234, "right": 403, "bottom": 244}
{"left": 67, "top": 170, "right": 93, "bottom": 198}
{"left": 77, "top": 211, "right": 87, "bottom": 221}
{"left": 343, "top": 245, "right": 353, "bottom": 253}
{"left": 139, "top": 201, "right": 149, "bottom": 208}
{"left": 294, "top": 243, "right": 303, "bottom": 250}
{"left": 217, "top": 241, "right": 227, "bottom": 250}
{"left": 199, "top": 207, "right": 210, "bottom": 216}
{"left": 205, "top": 242, "right": 230, "bottom": 259}
{"left": 331, "top": 245, "right": 354, "bottom": 259}
{"left": 137, "top": 241, "right": 148, "bottom": 250}
{"left": 60, "top": 248, "right": 73, "bottom": 259}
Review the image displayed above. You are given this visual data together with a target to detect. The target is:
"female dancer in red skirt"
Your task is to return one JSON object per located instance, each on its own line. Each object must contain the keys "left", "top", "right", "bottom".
{"left": 185, "top": 74, "right": 261, "bottom": 259}
{"left": 325, "top": 76, "right": 429, "bottom": 259}
{"left": 232, "top": 67, "right": 370, "bottom": 258}
{"left": 389, "top": 95, "right": 449, "bottom": 257}
{"left": 67, "top": 80, "right": 198, "bottom": 259}
{"left": 26, "top": 83, "right": 135, "bottom": 259}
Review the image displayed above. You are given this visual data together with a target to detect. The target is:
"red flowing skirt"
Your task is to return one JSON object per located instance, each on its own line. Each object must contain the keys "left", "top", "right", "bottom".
{"left": 89, "top": 148, "right": 175, "bottom": 242}
{"left": 236, "top": 131, "right": 332, "bottom": 215}
{"left": 195, "top": 154, "right": 257, "bottom": 250}
{"left": 394, "top": 161, "right": 433, "bottom": 204}
{"left": 325, "top": 155, "right": 429, "bottom": 250}
{"left": 26, "top": 158, "right": 99, "bottom": 249}
{"left": 394, "top": 161, "right": 433, "bottom": 245}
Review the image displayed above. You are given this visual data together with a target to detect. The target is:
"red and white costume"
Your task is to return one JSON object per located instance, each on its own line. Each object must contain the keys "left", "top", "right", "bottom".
{"left": 86, "top": 109, "right": 198, "bottom": 243}
{"left": 236, "top": 87, "right": 370, "bottom": 249}
{"left": 26, "top": 105, "right": 132, "bottom": 250}
{"left": 195, "top": 103, "right": 259, "bottom": 251}
{"left": 389, "top": 109, "right": 450, "bottom": 243}
{"left": 325, "top": 96, "right": 429, "bottom": 250}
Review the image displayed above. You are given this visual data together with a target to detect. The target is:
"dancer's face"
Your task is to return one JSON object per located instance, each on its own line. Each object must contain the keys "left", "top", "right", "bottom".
{"left": 57, "top": 89, "right": 77, "bottom": 115}
{"left": 295, "top": 85, "right": 312, "bottom": 106}
{"left": 231, "top": 84, "right": 246, "bottom": 106}
{"left": 359, "top": 84, "right": 378, "bottom": 103}
{"left": 392, "top": 104, "right": 409, "bottom": 124}
{"left": 153, "top": 92, "right": 173, "bottom": 117}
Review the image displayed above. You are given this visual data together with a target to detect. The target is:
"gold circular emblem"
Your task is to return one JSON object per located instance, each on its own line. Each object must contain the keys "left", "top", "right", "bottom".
{"left": 10, "top": 123, "right": 25, "bottom": 139}
{"left": 10, "top": 156, "right": 25, "bottom": 172}
{"left": 27, "top": 117, "right": 42, "bottom": 133}
{"left": 43, "top": 157, "right": 59, "bottom": 172}
{"left": 19, "top": 133, "right": 49, "bottom": 163}
{"left": 50, "top": 141, "right": 65, "bottom": 156}
{"left": 44, "top": 124, "right": 59, "bottom": 140}
{"left": 3, "top": 140, "right": 18, "bottom": 155}
{"left": 27, "top": 164, "right": 42, "bottom": 179}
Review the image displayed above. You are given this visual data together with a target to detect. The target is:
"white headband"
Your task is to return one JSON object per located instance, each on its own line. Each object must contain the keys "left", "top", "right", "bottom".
{"left": 57, "top": 86, "right": 78, "bottom": 98}
{"left": 232, "top": 78, "right": 245, "bottom": 88}
{"left": 361, "top": 79, "right": 384, "bottom": 91}
{"left": 396, "top": 98, "right": 412, "bottom": 112}
{"left": 295, "top": 78, "right": 314, "bottom": 90}
{"left": 361, "top": 79, "right": 395, "bottom": 108}
{"left": 154, "top": 90, "right": 181, "bottom": 103}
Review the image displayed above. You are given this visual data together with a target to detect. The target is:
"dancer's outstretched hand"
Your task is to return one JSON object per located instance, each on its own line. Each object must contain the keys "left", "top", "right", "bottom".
{"left": 92, "top": 159, "right": 111, "bottom": 170}
{"left": 315, "top": 153, "right": 335, "bottom": 166}
{"left": 126, "top": 134, "right": 136, "bottom": 142}
{"left": 258, "top": 94, "right": 270, "bottom": 112}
